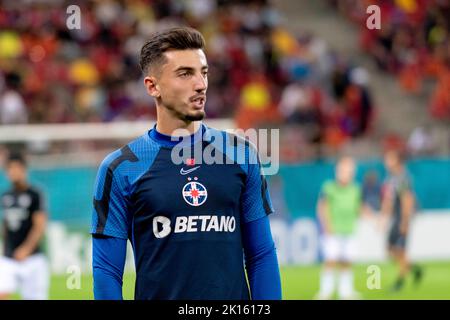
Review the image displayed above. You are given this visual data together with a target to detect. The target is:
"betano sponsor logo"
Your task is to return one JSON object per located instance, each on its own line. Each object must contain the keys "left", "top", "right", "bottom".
{"left": 153, "top": 215, "right": 236, "bottom": 238}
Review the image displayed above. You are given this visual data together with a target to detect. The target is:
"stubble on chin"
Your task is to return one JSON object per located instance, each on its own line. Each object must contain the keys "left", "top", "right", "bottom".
{"left": 183, "top": 111, "right": 205, "bottom": 122}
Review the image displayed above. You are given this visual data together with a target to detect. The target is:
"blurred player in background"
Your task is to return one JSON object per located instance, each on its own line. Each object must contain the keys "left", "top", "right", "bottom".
{"left": 91, "top": 27, "right": 282, "bottom": 300}
{"left": 0, "top": 152, "right": 49, "bottom": 300}
{"left": 382, "top": 150, "right": 423, "bottom": 292}
{"left": 316, "top": 156, "right": 363, "bottom": 300}
{"left": 362, "top": 171, "right": 382, "bottom": 213}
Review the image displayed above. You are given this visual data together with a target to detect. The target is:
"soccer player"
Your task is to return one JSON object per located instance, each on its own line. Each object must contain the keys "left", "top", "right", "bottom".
{"left": 91, "top": 27, "right": 282, "bottom": 300}
{"left": 0, "top": 152, "right": 49, "bottom": 300}
{"left": 316, "top": 156, "right": 362, "bottom": 300}
{"left": 381, "top": 150, "right": 422, "bottom": 292}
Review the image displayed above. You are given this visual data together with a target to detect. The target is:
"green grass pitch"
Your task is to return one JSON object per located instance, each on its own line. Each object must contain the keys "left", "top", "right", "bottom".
{"left": 44, "top": 261, "right": 450, "bottom": 300}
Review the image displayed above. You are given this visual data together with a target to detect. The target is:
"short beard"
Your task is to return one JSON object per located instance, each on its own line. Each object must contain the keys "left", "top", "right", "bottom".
{"left": 183, "top": 112, "right": 205, "bottom": 122}
{"left": 168, "top": 105, "right": 205, "bottom": 122}
{"left": 161, "top": 100, "right": 206, "bottom": 122}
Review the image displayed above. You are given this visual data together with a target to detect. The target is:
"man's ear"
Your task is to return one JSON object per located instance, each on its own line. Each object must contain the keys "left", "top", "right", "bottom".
{"left": 144, "top": 76, "right": 160, "bottom": 98}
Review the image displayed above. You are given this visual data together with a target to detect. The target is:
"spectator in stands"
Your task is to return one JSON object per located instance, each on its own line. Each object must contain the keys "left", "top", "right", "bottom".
{"left": 279, "top": 81, "right": 322, "bottom": 143}
{"left": 0, "top": 72, "right": 28, "bottom": 125}
{"left": 407, "top": 125, "right": 438, "bottom": 156}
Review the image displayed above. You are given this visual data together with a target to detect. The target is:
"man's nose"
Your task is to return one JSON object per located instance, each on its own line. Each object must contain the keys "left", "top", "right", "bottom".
{"left": 193, "top": 74, "right": 207, "bottom": 93}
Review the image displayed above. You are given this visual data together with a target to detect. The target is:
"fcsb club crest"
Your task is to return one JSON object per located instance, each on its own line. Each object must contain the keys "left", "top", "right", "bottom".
{"left": 182, "top": 181, "right": 208, "bottom": 207}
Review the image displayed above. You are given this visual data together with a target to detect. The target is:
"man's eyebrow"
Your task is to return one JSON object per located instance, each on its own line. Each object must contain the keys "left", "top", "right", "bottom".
{"left": 174, "top": 65, "right": 209, "bottom": 72}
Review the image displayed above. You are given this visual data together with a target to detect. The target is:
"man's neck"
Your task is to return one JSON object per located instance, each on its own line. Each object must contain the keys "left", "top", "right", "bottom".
{"left": 155, "top": 120, "right": 201, "bottom": 136}
{"left": 13, "top": 181, "right": 28, "bottom": 192}
{"left": 392, "top": 166, "right": 404, "bottom": 176}
{"left": 337, "top": 180, "right": 350, "bottom": 187}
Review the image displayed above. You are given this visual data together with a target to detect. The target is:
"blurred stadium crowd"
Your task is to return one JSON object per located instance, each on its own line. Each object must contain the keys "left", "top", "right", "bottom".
{"left": 0, "top": 0, "right": 379, "bottom": 160}
{"left": 0, "top": 0, "right": 448, "bottom": 162}
{"left": 329, "top": 0, "right": 449, "bottom": 120}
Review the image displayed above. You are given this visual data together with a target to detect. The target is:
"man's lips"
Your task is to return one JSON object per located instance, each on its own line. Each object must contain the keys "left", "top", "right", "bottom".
{"left": 190, "top": 94, "right": 206, "bottom": 102}
{"left": 190, "top": 94, "right": 206, "bottom": 108}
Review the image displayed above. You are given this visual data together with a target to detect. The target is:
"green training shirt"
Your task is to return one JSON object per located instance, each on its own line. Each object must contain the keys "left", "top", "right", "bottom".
{"left": 321, "top": 180, "right": 362, "bottom": 235}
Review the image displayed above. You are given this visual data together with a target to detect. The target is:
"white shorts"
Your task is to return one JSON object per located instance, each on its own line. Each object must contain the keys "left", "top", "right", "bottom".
{"left": 321, "top": 235, "right": 357, "bottom": 263}
{"left": 0, "top": 253, "right": 49, "bottom": 300}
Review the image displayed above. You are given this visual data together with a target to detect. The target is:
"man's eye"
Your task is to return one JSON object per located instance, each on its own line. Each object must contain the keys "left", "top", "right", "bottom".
{"left": 180, "top": 72, "right": 190, "bottom": 77}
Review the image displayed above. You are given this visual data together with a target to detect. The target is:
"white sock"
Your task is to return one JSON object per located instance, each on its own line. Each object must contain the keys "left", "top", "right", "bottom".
{"left": 338, "top": 269, "right": 354, "bottom": 299}
{"left": 319, "top": 269, "right": 335, "bottom": 297}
